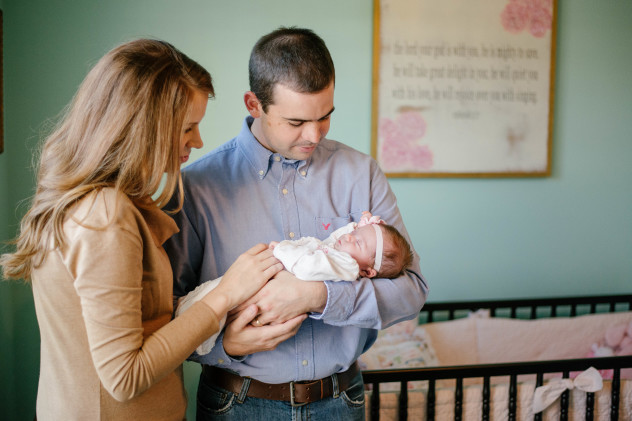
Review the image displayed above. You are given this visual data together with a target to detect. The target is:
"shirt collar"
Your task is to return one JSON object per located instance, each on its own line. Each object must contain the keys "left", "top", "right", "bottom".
{"left": 236, "top": 116, "right": 311, "bottom": 180}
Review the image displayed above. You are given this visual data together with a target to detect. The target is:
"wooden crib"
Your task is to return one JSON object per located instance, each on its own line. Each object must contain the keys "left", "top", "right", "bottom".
{"left": 361, "top": 294, "right": 632, "bottom": 420}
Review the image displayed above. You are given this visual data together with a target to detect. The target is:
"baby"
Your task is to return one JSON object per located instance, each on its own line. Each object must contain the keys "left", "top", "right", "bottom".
{"left": 270, "top": 211, "right": 413, "bottom": 282}
{"left": 175, "top": 211, "right": 413, "bottom": 354}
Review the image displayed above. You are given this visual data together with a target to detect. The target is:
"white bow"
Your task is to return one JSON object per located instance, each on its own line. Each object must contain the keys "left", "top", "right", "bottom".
{"left": 532, "top": 367, "right": 603, "bottom": 413}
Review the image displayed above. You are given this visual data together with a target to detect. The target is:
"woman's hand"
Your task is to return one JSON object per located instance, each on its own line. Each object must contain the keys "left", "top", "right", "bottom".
{"left": 233, "top": 270, "right": 327, "bottom": 326}
{"left": 201, "top": 243, "right": 283, "bottom": 316}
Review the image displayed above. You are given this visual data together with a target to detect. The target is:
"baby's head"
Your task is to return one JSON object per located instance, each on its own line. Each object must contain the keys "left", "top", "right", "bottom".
{"left": 334, "top": 223, "right": 413, "bottom": 279}
{"left": 376, "top": 224, "right": 414, "bottom": 278}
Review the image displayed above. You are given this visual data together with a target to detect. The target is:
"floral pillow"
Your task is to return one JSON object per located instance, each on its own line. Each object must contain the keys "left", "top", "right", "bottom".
{"left": 359, "top": 318, "right": 439, "bottom": 371}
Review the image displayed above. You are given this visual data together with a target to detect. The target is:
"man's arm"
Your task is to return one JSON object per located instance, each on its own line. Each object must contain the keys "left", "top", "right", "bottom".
{"left": 315, "top": 161, "right": 428, "bottom": 329}
{"left": 227, "top": 160, "right": 427, "bottom": 331}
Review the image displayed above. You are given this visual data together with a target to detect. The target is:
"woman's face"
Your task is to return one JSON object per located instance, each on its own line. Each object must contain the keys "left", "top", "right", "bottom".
{"left": 179, "top": 90, "right": 208, "bottom": 164}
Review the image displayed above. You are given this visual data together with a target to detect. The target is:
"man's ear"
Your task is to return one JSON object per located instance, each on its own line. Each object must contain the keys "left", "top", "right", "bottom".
{"left": 244, "top": 91, "right": 262, "bottom": 118}
{"left": 360, "top": 267, "right": 377, "bottom": 279}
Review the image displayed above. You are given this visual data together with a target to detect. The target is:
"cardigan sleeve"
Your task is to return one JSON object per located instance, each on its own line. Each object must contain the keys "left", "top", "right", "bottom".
{"left": 63, "top": 196, "right": 221, "bottom": 402}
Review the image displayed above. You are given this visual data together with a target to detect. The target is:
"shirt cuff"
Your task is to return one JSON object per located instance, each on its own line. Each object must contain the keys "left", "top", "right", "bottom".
{"left": 310, "top": 280, "right": 355, "bottom": 322}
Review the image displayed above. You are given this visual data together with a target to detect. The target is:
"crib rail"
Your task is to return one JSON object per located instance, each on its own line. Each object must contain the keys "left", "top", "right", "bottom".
{"left": 362, "top": 355, "right": 632, "bottom": 421}
{"left": 420, "top": 294, "right": 632, "bottom": 323}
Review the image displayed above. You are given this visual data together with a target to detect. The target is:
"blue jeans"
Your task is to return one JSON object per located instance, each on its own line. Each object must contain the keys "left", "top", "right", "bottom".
{"left": 196, "top": 370, "right": 366, "bottom": 421}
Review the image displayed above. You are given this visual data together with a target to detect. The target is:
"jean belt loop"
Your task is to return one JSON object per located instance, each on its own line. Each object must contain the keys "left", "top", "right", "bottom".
{"left": 331, "top": 372, "right": 340, "bottom": 398}
{"left": 236, "top": 377, "right": 251, "bottom": 404}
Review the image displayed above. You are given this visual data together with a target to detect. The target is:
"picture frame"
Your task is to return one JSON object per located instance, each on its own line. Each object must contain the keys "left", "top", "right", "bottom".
{"left": 371, "top": 0, "right": 557, "bottom": 177}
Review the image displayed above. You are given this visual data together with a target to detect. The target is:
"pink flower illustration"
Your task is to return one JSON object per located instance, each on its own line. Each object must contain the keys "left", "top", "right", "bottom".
{"left": 379, "top": 111, "right": 433, "bottom": 171}
{"left": 501, "top": 0, "right": 552, "bottom": 38}
{"left": 409, "top": 145, "right": 434, "bottom": 169}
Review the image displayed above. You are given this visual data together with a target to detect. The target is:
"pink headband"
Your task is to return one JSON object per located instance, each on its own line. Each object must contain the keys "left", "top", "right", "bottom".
{"left": 372, "top": 224, "right": 383, "bottom": 272}
{"left": 358, "top": 212, "right": 385, "bottom": 272}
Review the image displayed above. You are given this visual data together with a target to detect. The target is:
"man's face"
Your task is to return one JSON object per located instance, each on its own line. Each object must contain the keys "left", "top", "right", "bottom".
{"left": 249, "top": 82, "right": 334, "bottom": 161}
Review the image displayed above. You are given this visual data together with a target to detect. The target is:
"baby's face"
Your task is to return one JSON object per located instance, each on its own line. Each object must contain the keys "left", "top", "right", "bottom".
{"left": 333, "top": 225, "right": 378, "bottom": 271}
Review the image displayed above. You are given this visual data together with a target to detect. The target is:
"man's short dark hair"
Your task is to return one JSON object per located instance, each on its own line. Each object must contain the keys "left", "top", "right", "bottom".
{"left": 249, "top": 27, "right": 335, "bottom": 112}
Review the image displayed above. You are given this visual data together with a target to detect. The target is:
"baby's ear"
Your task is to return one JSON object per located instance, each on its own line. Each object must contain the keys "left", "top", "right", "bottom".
{"left": 360, "top": 267, "right": 377, "bottom": 278}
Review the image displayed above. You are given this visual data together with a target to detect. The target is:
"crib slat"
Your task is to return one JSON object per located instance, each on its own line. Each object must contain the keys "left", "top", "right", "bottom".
{"left": 399, "top": 381, "right": 408, "bottom": 421}
{"left": 508, "top": 374, "right": 517, "bottom": 421}
{"left": 560, "top": 371, "right": 570, "bottom": 421}
{"left": 455, "top": 377, "right": 463, "bottom": 421}
{"left": 611, "top": 368, "right": 620, "bottom": 421}
{"left": 370, "top": 382, "right": 380, "bottom": 421}
{"left": 427, "top": 379, "right": 436, "bottom": 421}
{"left": 586, "top": 392, "right": 594, "bottom": 421}
{"left": 482, "top": 376, "right": 490, "bottom": 421}
{"left": 534, "top": 372, "right": 543, "bottom": 421}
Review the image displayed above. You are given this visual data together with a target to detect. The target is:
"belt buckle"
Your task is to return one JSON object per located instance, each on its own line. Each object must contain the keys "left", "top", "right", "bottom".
{"left": 289, "top": 381, "right": 308, "bottom": 407}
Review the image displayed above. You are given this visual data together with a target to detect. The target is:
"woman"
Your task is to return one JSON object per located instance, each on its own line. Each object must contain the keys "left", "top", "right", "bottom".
{"left": 0, "top": 39, "right": 282, "bottom": 420}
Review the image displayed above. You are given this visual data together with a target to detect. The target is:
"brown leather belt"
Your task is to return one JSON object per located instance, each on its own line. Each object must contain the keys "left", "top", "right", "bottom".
{"left": 202, "top": 362, "right": 359, "bottom": 406}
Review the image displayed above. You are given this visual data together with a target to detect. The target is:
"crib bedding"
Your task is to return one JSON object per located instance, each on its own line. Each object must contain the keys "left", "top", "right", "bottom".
{"left": 365, "top": 379, "right": 632, "bottom": 421}
{"left": 360, "top": 295, "right": 632, "bottom": 420}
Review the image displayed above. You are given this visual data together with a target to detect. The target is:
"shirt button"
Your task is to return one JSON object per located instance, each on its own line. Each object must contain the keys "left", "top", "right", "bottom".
{"left": 289, "top": 232, "right": 295, "bottom": 238}
{"left": 274, "top": 156, "right": 281, "bottom": 162}
{"left": 218, "top": 359, "right": 224, "bottom": 364}
{"left": 282, "top": 188, "right": 288, "bottom": 195}
{"left": 302, "top": 360, "right": 308, "bottom": 366}
{"left": 258, "top": 170, "right": 264, "bottom": 176}
{"left": 300, "top": 171, "right": 307, "bottom": 176}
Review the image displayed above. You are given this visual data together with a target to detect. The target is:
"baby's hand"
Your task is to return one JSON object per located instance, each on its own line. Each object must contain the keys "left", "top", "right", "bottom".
{"left": 268, "top": 241, "right": 279, "bottom": 250}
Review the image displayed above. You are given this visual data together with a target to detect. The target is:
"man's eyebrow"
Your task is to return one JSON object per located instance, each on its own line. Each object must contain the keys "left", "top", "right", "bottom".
{"left": 285, "top": 107, "right": 335, "bottom": 123}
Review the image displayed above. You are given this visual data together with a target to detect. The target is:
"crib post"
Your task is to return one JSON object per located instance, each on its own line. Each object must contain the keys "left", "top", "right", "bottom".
{"left": 585, "top": 392, "right": 594, "bottom": 421}
{"left": 534, "top": 372, "right": 543, "bottom": 421}
{"left": 508, "top": 374, "right": 517, "bottom": 421}
{"left": 427, "top": 379, "right": 436, "bottom": 421}
{"left": 370, "top": 382, "right": 380, "bottom": 421}
{"left": 398, "top": 382, "right": 408, "bottom": 421}
{"left": 560, "top": 370, "right": 570, "bottom": 421}
{"left": 455, "top": 377, "right": 463, "bottom": 421}
{"left": 611, "top": 368, "right": 620, "bottom": 421}
{"left": 482, "top": 376, "right": 490, "bottom": 421}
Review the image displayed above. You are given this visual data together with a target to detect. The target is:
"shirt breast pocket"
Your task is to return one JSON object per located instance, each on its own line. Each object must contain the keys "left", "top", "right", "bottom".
{"left": 313, "top": 213, "right": 362, "bottom": 239}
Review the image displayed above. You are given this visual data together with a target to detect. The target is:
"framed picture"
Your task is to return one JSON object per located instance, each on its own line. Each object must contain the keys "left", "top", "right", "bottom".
{"left": 371, "top": 0, "right": 557, "bottom": 177}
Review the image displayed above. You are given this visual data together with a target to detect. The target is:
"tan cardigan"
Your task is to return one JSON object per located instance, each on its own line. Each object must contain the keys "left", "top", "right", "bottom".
{"left": 33, "top": 188, "right": 220, "bottom": 420}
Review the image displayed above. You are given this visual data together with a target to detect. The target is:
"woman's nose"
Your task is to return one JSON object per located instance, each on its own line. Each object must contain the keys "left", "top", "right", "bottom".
{"left": 191, "top": 129, "right": 203, "bottom": 149}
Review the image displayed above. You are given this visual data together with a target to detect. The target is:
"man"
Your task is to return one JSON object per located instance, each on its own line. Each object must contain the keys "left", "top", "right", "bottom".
{"left": 165, "top": 27, "right": 428, "bottom": 420}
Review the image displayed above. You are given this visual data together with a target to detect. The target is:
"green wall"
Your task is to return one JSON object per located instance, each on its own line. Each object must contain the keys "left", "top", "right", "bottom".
{"left": 1, "top": 1, "right": 631, "bottom": 419}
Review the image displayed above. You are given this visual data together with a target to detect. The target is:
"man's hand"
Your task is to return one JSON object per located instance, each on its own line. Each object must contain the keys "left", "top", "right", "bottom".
{"left": 223, "top": 304, "right": 306, "bottom": 357}
{"left": 232, "top": 270, "right": 328, "bottom": 326}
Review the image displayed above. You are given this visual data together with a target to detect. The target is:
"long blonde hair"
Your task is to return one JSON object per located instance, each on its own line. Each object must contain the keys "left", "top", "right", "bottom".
{"left": 1, "top": 39, "right": 214, "bottom": 280}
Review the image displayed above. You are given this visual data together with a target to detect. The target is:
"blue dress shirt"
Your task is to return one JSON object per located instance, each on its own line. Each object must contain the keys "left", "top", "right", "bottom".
{"left": 164, "top": 116, "right": 428, "bottom": 383}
